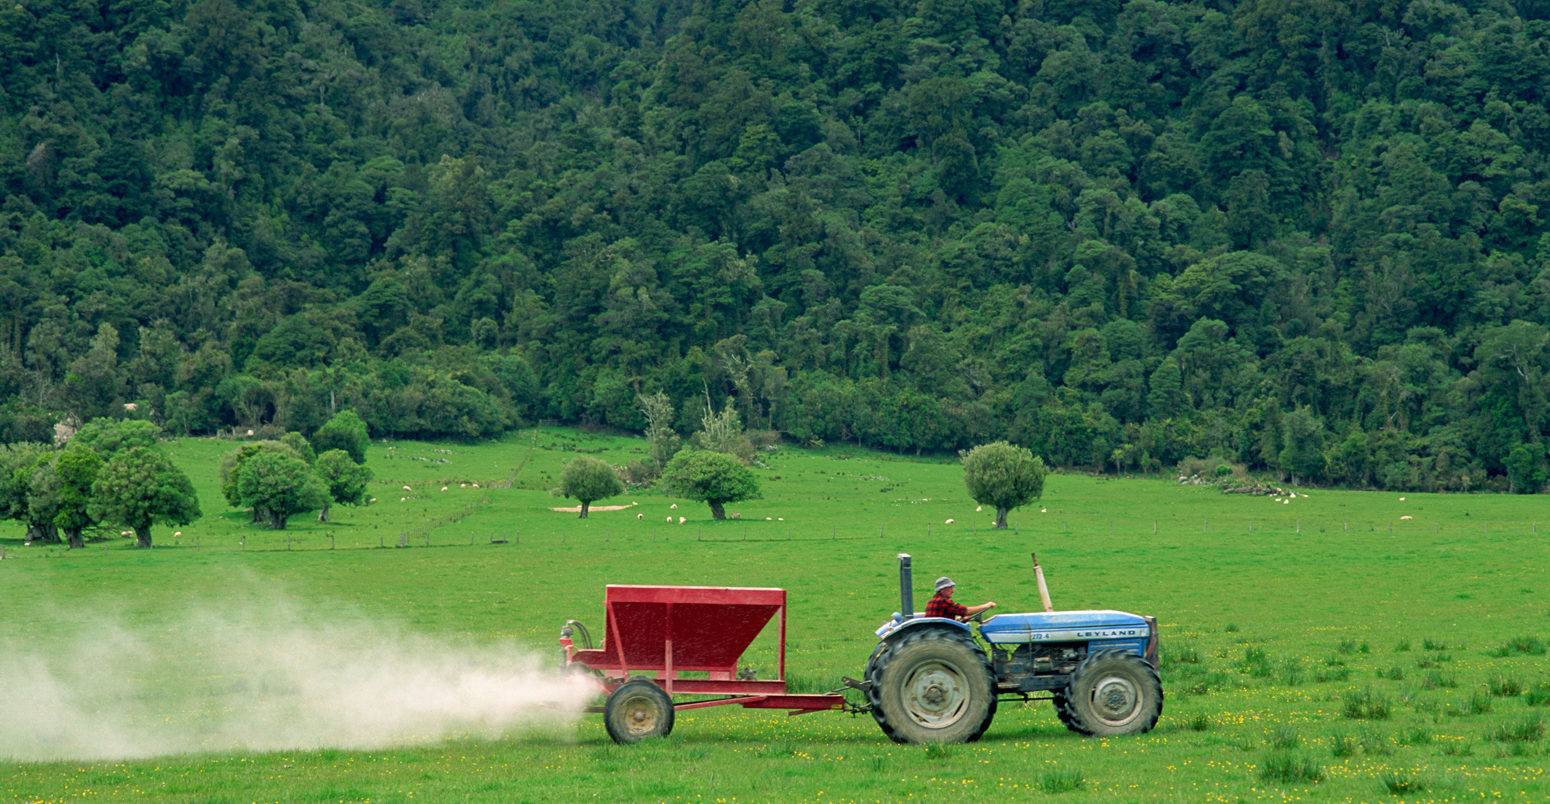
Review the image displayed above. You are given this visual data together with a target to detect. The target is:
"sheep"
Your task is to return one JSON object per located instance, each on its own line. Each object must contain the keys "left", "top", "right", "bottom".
{"left": 975, "top": 505, "right": 982, "bottom": 512}
{"left": 945, "top": 519, "right": 954, "bottom": 524}
{"left": 173, "top": 531, "right": 182, "bottom": 538}
{"left": 670, "top": 503, "right": 678, "bottom": 509}
{"left": 472, "top": 483, "right": 480, "bottom": 488}
{"left": 637, "top": 513, "right": 643, "bottom": 520}
{"left": 678, "top": 516, "right": 686, "bottom": 524}
{"left": 441, "top": 486, "right": 448, "bottom": 492}
{"left": 666, "top": 516, "right": 673, "bottom": 522}
{"left": 403, "top": 485, "right": 412, "bottom": 491}
{"left": 1400, "top": 515, "right": 1413, "bottom": 520}
{"left": 730, "top": 512, "right": 741, "bottom": 519}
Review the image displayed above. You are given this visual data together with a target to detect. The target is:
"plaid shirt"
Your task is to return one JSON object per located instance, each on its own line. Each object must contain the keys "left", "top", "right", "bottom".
{"left": 925, "top": 592, "right": 967, "bottom": 620}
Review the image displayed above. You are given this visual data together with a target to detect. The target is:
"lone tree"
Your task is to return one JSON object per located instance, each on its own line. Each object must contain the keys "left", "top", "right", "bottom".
{"left": 314, "top": 448, "right": 372, "bottom": 522}
{"left": 89, "top": 446, "right": 201, "bottom": 548}
{"left": 34, "top": 445, "right": 104, "bottom": 549}
{"left": 961, "top": 441, "right": 1048, "bottom": 530}
{"left": 559, "top": 455, "right": 623, "bottom": 518}
{"left": 235, "top": 450, "right": 328, "bottom": 530}
{"left": 661, "top": 449, "right": 760, "bottom": 520}
{"left": 313, "top": 410, "right": 369, "bottom": 464}
{"left": 219, "top": 441, "right": 305, "bottom": 524}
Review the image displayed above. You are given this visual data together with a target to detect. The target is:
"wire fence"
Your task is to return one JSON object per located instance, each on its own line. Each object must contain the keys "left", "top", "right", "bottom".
{"left": 1, "top": 514, "right": 1542, "bottom": 561}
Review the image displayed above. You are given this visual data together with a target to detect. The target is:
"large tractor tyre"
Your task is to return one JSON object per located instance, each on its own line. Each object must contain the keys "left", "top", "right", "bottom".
{"left": 1050, "top": 688, "right": 1081, "bottom": 732}
{"left": 866, "top": 628, "right": 998, "bottom": 744}
{"left": 604, "top": 679, "right": 675, "bottom": 744}
{"left": 1057, "top": 650, "right": 1163, "bottom": 737}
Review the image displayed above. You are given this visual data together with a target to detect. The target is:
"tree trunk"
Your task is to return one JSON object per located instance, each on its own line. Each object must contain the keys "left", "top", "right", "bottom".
{"left": 135, "top": 525, "right": 153, "bottom": 548}
{"left": 65, "top": 527, "right": 84, "bottom": 549}
{"left": 26, "top": 524, "right": 59, "bottom": 543}
{"left": 579, "top": 501, "right": 590, "bottom": 518}
{"left": 318, "top": 502, "right": 331, "bottom": 522}
{"left": 995, "top": 507, "right": 1009, "bottom": 529}
{"left": 270, "top": 510, "right": 287, "bottom": 529}
{"left": 709, "top": 500, "right": 726, "bottom": 520}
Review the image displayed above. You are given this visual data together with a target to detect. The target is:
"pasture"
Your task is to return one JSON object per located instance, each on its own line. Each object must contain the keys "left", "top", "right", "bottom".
{"left": 2, "top": 428, "right": 1547, "bottom": 803}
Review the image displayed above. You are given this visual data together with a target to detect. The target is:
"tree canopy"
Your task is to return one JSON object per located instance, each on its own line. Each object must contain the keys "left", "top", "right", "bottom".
{"left": 558, "top": 455, "right": 624, "bottom": 518}
{"left": 89, "top": 447, "right": 201, "bottom": 548}
{"left": 661, "top": 450, "right": 761, "bottom": 520}
{"left": 2, "top": 0, "right": 1549, "bottom": 492}
{"left": 961, "top": 442, "right": 1048, "bottom": 530}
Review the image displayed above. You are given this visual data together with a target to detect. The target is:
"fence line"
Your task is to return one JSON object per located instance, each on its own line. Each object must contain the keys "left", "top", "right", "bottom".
{"left": 3, "top": 514, "right": 1545, "bottom": 559}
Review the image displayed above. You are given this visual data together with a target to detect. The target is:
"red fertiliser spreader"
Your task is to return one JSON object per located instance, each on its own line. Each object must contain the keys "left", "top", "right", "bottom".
{"left": 559, "top": 585, "right": 851, "bottom": 743}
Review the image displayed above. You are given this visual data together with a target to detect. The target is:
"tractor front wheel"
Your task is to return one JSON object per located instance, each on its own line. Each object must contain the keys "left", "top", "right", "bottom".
{"left": 1057, "top": 650, "right": 1163, "bottom": 737}
{"left": 866, "top": 628, "right": 997, "bottom": 743}
{"left": 604, "top": 679, "right": 675, "bottom": 744}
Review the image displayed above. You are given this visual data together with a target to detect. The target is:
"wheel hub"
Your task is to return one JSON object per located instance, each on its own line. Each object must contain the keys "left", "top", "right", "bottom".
{"left": 901, "top": 660, "right": 969, "bottom": 728}
{"left": 624, "top": 699, "right": 660, "bottom": 735}
{"left": 1090, "top": 674, "right": 1141, "bottom": 726}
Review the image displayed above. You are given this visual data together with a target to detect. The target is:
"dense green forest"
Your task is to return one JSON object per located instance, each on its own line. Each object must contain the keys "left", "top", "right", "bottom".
{"left": 3, "top": 0, "right": 1549, "bottom": 492}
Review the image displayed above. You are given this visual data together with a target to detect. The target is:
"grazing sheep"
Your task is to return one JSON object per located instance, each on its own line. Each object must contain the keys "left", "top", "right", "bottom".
{"left": 441, "top": 486, "right": 448, "bottom": 492}
{"left": 670, "top": 503, "right": 678, "bottom": 509}
{"left": 766, "top": 516, "right": 772, "bottom": 520}
{"left": 403, "top": 485, "right": 412, "bottom": 491}
{"left": 730, "top": 512, "right": 741, "bottom": 519}
{"left": 945, "top": 519, "right": 954, "bottom": 524}
{"left": 1399, "top": 496, "right": 1405, "bottom": 501}
{"left": 975, "top": 506, "right": 982, "bottom": 512}
{"left": 637, "top": 513, "right": 643, "bottom": 520}
{"left": 173, "top": 531, "right": 182, "bottom": 538}
{"left": 1400, "top": 515, "right": 1413, "bottom": 520}
{"left": 472, "top": 483, "right": 480, "bottom": 488}
{"left": 678, "top": 516, "right": 686, "bottom": 524}
{"left": 666, "top": 516, "right": 673, "bottom": 522}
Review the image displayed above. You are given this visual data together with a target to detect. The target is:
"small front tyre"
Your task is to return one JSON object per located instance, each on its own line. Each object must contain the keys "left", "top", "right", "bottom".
{"left": 1058, "top": 650, "right": 1162, "bottom": 737}
{"left": 604, "top": 679, "right": 675, "bottom": 744}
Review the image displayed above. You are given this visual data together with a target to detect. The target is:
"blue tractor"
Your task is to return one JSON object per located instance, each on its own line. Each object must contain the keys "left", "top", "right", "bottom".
{"left": 849, "top": 553, "right": 1162, "bottom": 743}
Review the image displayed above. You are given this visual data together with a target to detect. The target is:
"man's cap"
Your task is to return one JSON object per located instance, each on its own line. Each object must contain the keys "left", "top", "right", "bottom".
{"left": 934, "top": 576, "right": 955, "bottom": 592}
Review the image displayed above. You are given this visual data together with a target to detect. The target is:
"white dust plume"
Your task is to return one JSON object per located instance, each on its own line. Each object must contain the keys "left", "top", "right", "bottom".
{"left": 0, "top": 592, "right": 596, "bottom": 761}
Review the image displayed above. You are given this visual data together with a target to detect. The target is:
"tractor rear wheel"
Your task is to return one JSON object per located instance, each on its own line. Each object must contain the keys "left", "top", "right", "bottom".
{"left": 1057, "top": 650, "right": 1162, "bottom": 737}
{"left": 866, "top": 628, "right": 997, "bottom": 743}
{"left": 604, "top": 679, "right": 675, "bottom": 744}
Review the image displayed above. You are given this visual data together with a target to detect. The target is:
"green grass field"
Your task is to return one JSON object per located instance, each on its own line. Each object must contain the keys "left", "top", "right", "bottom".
{"left": 3, "top": 429, "right": 1548, "bottom": 803}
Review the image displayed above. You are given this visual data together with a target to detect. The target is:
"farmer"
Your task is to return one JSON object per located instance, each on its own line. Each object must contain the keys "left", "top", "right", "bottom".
{"left": 925, "top": 576, "right": 995, "bottom": 621}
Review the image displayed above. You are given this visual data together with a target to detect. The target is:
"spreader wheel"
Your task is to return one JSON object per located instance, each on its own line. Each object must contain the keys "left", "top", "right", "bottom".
{"left": 866, "top": 628, "right": 997, "bottom": 744}
{"left": 604, "top": 679, "right": 675, "bottom": 744}
{"left": 1057, "top": 650, "right": 1163, "bottom": 737}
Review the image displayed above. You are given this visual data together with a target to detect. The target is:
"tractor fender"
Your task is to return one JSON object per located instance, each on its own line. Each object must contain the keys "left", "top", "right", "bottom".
{"left": 877, "top": 616, "right": 973, "bottom": 643}
{"left": 868, "top": 618, "right": 981, "bottom": 679}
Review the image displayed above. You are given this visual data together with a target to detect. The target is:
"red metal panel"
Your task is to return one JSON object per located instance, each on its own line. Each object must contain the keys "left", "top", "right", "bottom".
{"left": 587, "top": 586, "right": 785, "bottom": 674}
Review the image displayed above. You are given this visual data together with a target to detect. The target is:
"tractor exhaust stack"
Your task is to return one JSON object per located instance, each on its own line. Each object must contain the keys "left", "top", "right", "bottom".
{"left": 898, "top": 553, "right": 913, "bottom": 619}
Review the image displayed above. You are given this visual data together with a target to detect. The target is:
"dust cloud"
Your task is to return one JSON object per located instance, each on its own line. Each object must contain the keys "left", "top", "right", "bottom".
{"left": 0, "top": 590, "right": 596, "bottom": 762}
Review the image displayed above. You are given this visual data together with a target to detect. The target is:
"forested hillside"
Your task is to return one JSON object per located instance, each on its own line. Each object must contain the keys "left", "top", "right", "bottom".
{"left": 3, "top": 0, "right": 1549, "bottom": 491}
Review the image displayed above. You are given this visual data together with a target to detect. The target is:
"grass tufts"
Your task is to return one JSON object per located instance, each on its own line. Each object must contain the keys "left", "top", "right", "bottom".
{"left": 1487, "top": 675, "right": 1523, "bottom": 697}
{"left": 1038, "top": 769, "right": 1084, "bottom": 793}
{"left": 1186, "top": 712, "right": 1211, "bottom": 731}
{"left": 1342, "top": 687, "right": 1392, "bottom": 720}
{"left": 1465, "top": 690, "right": 1493, "bottom": 716}
{"left": 1525, "top": 682, "right": 1550, "bottom": 707}
{"left": 1381, "top": 770, "right": 1428, "bottom": 795}
{"left": 1489, "top": 714, "right": 1545, "bottom": 743}
{"left": 1259, "top": 751, "right": 1323, "bottom": 784}
{"left": 1490, "top": 635, "right": 1545, "bottom": 656}
{"left": 1268, "top": 725, "right": 1301, "bottom": 749}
